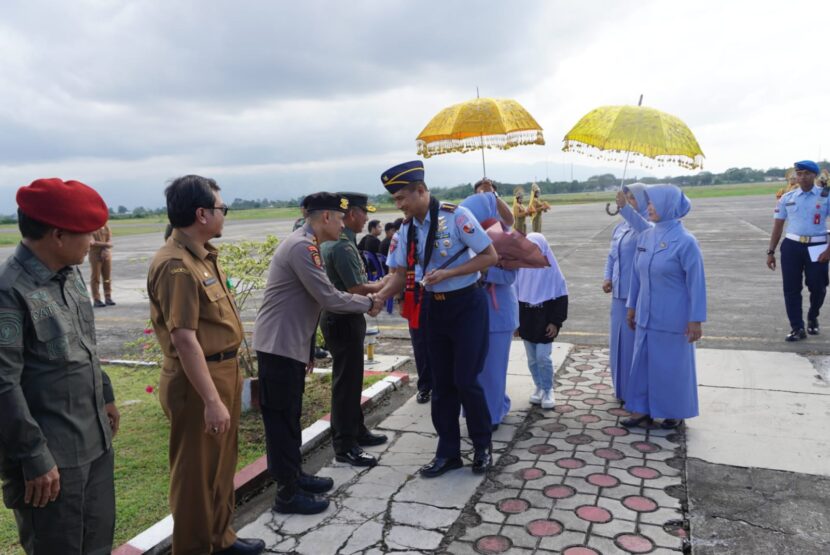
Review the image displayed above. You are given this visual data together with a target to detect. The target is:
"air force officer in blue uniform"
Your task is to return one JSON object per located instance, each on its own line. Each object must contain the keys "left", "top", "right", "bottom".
{"left": 767, "top": 160, "right": 830, "bottom": 341}
{"left": 374, "top": 161, "right": 499, "bottom": 477}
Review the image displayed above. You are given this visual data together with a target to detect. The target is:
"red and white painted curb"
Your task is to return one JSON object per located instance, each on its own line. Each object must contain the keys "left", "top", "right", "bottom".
{"left": 112, "top": 368, "right": 410, "bottom": 555}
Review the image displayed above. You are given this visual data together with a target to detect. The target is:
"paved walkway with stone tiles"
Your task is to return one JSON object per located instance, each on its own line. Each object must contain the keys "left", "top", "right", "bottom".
{"left": 239, "top": 345, "right": 688, "bottom": 554}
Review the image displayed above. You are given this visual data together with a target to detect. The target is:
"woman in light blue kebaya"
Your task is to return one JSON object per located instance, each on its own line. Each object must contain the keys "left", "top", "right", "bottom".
{"left": 460, "top": 185, "right": 517, "bottom": 429}
{"left": 624, "top": 184, "right": 706, "bottom": 429}
{"left": 603, "top": 184, "right": 651, "bottom": 402}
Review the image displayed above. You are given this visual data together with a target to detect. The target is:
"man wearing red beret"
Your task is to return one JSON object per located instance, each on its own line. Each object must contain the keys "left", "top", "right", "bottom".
{"left": 0, "top": 178, "right": 120, "bottom": 554}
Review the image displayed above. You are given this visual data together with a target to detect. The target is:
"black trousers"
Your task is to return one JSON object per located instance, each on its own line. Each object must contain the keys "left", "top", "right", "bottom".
{"left": 4, "top": 449, "right": 115, "bottom": 555}
{"left": 426, "top": 287, "right": 492, "bottom": 458}
{"left": 780, "top": 238, "right": 829, "bottom": 329}
{"left": 257, "top": 351, "right": 306, "bottom": 496}
{"left": 321, "top": 312, "right": 368, "bottom": 454}
{"left": 408, "top": 296, "right": 432, "bottom": 394}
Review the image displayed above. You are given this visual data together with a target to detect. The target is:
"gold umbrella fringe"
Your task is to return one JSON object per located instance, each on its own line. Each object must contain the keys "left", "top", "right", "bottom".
{"left": 417, "top": 130, "right": 545, "bottom": 158}
{"left": 562, "top": 140, "right": 704, "bottom": 170}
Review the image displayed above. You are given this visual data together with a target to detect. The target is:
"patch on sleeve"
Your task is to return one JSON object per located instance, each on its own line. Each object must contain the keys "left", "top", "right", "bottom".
{"left": 0, "top": 310, "right": 23, "bottom": 347}
{"left": 456, "top": 215, "right": 475, "bottom": 234}
{"left": 307, "top": 245, "right": 323, "bottom": 268}
{"left": 389, "top": 236, "right": 398, "bottom": 255}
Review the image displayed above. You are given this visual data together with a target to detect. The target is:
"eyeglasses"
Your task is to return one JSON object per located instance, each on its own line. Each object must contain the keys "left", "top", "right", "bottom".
{"left": 203, "top": 204, "right": 229, "bottom": 215}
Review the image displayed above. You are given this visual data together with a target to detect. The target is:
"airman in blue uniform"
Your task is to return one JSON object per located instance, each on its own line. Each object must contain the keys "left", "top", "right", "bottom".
{"left": 767, "top": 160, "right": 830, "bottom": 341}
{"left": 375, "top": 161, "right": 499, "bottom": 477}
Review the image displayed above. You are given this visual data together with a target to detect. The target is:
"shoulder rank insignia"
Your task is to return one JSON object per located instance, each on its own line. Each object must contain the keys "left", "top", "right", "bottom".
{"left": 170, "top": 267, "right": 190, "bottom": 275}
{"left": 440, "top": 202, "right": 457, "bottom": 212}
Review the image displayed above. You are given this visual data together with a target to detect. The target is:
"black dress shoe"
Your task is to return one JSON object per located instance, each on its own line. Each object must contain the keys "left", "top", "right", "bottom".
{"left": 105, "top": 298, "right": 116, "bottom": 306}
{"left": 314, "top": 347, "right": 330, "bottom": 359}
{"left": 621, "top": 414, "right": 654, "bottom": 428}
{"left": 356, "top": 431, "right": 388, "bottom": 447}
{"left": 297, "top": 472, "right": 334, "bottom": 494}
{"left": 420, "top": 456, "right": 463, "bottom": 478}
{"left": 93, "top": 300, "right": 106, "bottom": 308}
{"left": 416, "top": 390, "right": 431, "bottom": 404}
{"left": 273, "top": 490, "right": 330, "bottom": 515}
{"left": 335, "top": 447, "right": 378, "bottom": 467}
{"left": 808, "top": 320, "right": 820, "bottom": 335}
{"left": 472, "top": 447, "right": 492, "bottom": 474}
{"left": 215, "top": 537, "right": 266, "bottom": 555}
{"left": 786, "top": 328, "right": 807, "bottom": 342}
{"left": 660, "top": 419, "right": 682, "bottom": 429}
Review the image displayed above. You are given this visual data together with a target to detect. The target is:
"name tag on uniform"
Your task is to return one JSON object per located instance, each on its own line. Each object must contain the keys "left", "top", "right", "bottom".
{"left": 637, "top": 247, "right": 647, "bottom": 252}
{"left": 785, "top": 202, "right": 796, "bottom": 206}
{"left": 203, "top": 277, "right": 217, "bottom": 286}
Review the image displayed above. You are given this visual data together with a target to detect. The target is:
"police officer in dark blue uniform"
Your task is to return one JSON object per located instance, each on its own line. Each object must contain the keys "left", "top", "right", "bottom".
{"left": 767, "top": 160, "right": 830, "bottom": 341}
{"left": 374, "top": 161, "right": 499, "bottom": 477}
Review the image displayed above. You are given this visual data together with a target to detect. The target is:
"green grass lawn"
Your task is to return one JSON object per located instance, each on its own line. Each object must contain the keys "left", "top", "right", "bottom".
{"left": 0, "top": 367, "right": 385, "bottom": 554}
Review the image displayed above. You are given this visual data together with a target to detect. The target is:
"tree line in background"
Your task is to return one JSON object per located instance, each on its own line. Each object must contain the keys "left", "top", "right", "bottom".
{"left": 2, "top": 162, "right": 826, "bottom": 223}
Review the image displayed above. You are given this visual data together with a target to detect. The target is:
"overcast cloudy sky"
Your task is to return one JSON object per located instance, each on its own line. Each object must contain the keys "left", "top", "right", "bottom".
{"left": 0, "top": 0, "right": 826, "bottom": 212}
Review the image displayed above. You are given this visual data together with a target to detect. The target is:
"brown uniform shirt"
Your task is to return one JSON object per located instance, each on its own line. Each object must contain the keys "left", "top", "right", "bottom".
{"left": 90, "top": 225, "right": 111, "bottom": 252}
{"left": 147, "top": 229, "right": 244, "bottom": 366}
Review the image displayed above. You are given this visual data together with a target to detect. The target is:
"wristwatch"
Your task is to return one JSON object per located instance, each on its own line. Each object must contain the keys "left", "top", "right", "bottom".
{"left": 766, "top": 249, "right": 775, "bottom": 256}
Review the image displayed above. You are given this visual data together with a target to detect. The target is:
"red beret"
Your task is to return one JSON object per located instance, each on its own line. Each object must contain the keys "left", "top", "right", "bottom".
{"left": 16, "top": 178, "right": 109, "bottom": 233}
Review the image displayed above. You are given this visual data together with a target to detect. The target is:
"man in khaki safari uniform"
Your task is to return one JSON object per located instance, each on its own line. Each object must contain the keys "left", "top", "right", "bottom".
{"left": 147, "top": 175, "right": 264, "bottom": 555}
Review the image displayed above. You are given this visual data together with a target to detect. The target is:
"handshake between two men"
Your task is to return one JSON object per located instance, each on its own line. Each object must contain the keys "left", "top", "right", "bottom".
{"left": 364, "top": 265, "right": 455, "bottom": 318}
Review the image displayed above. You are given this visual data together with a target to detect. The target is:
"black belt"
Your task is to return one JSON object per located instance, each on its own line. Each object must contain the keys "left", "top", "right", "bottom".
{"left": 429, "top": 283, "right": 479, "bottom": 301}
{"left": 205, "top": 349, "right": 238, "bottom": 362}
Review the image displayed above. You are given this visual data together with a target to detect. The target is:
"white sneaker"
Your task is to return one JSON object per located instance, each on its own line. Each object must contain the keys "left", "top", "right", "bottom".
{"left": 529, "top": 387, "right": 544, "bottom": 405}
{"left": 541, "top": 389, "right": 555, "bottom": 409}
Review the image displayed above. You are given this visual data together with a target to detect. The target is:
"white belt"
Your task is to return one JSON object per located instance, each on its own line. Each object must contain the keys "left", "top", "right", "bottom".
{"left": 785, "top": 233, "right": 828, "bottom": 244}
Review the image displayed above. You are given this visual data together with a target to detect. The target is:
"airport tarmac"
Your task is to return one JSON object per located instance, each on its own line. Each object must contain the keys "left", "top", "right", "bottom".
{"left": 1, "top": 193, "right": 819, "bottom": 358}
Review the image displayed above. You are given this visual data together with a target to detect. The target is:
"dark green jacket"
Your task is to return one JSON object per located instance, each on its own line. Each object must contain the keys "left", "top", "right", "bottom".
{"left": 320, "top": 228, "right": 367, "bottom": 292}
{"left": 0, "top": 244, "right": 114, "bottom": 482}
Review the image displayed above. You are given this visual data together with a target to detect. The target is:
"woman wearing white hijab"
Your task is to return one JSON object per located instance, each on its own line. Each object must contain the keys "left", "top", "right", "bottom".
{"left": 515, "top": 233, "right": 569, "bottom": 408}
{"left": 603, "top": 184, "right": 652, "bottom": 402}
{"left": 624, "top": 185, "right": 706, "bottom": 429}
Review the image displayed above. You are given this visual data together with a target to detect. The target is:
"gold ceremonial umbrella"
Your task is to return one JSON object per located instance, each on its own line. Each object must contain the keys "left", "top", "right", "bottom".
{"left": 562, "top": 95, "right": 704, "bottom": 214}
{"left": 416, "top": 95, "right": 544, "bottom": 176}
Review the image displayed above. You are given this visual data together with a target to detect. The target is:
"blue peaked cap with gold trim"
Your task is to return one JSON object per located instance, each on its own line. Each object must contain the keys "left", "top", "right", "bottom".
{"left": 381, "top": 161, "right": 425, "bottom": 193}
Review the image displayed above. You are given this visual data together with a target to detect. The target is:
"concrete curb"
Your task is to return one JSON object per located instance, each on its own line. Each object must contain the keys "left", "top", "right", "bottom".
{"left": 112, "top": 367, "right": 410, "bottom": 555}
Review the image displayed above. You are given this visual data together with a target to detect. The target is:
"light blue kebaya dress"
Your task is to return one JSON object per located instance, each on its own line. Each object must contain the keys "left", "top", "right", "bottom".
{"left": 625, "top": 185, "right": 707, "bottom": 419}
{"left": 604, "top": 184, "right": 651, "bottom": 401}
